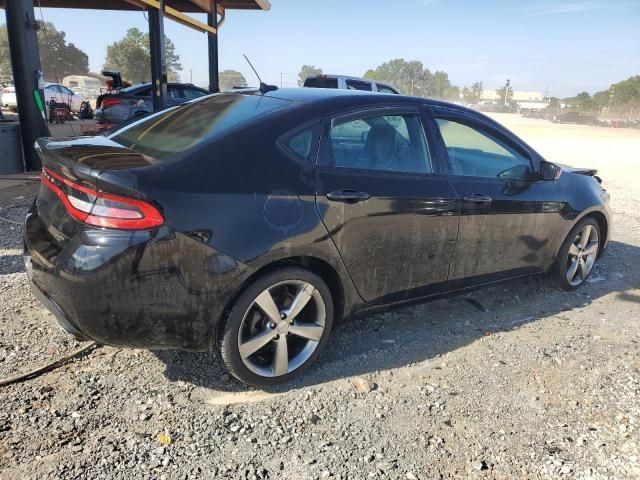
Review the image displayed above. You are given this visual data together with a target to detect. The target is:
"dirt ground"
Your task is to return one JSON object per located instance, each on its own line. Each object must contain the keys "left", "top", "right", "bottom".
{"left": 0, "top": 115, "right": 639, "bottom": 479}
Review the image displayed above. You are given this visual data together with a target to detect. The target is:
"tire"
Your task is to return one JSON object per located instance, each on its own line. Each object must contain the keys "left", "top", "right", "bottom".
{"left": 220, "top": 267, "right": 334, "bottom": 387}
{"left": 548, "top": 216, "right": 601, "bottom": 291}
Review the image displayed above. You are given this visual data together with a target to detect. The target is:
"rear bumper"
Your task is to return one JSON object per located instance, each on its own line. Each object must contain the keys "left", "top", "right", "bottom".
{"left": 24, "top": 205, "right": 251, "bottom": 351}
{"left": 25, "top": 256, "right": 89, "bottom": 341}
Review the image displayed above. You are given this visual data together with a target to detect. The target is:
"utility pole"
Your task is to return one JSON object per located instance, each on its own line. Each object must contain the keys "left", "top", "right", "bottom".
{"left": 207, "top": 0, "right": 219, "bottom": 93}
{"left": 280, "top": 72, "right": 283, "bottom": 88}
{"left": 190, "top": 69, "right": 193, "bottom": 83}
{"left": 503, "top": 78, "right": 510, "bottom": 107}
{"left": 149, "top": 0, "right": 167, "bottom": 111}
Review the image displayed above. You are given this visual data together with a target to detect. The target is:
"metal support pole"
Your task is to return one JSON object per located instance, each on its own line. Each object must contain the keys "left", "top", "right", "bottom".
{"left": 149, "top": 0, "right": 167, "bottom": 111}
{"left": 4, "top": 0, "right": 50, "bottom": 171}
{"left": 208, "top": 0, "right": 219, "bottom": 93}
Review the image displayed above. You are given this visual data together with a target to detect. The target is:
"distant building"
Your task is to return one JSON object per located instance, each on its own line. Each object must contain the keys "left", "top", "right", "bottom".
{"left": 480, "top": 89, "right": 549, "bottom": 110}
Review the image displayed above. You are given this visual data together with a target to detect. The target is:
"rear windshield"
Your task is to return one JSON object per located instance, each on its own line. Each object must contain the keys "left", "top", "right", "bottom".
{"left": 110, "top": 94, "right": 290, "bottom": 160}
{"left": 303, "top": 77, "right": 339, "bottom": 89}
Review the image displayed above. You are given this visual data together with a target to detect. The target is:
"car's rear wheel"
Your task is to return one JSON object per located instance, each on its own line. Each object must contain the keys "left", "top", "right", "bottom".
{"left": 220, "top": 267, "right": 334, "bottom": 387}
{"left": 548, "top": 217, "right": 600, "bottom": 290}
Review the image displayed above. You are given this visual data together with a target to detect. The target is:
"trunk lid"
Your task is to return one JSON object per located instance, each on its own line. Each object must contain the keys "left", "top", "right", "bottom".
{"left": 34, "top": 136, "right": 158, "bottom": 242}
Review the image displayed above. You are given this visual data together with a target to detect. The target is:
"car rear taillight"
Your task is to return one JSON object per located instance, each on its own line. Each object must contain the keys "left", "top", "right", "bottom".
{"left": 101, "top": 98, "right": 123, "bottom": 109}
{"left": 42, "top": 167, "right": 164, "bottom": 230}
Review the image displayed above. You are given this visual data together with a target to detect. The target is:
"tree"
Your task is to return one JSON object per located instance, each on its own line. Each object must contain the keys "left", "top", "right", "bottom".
{"left": 103, "top": 28, "right": 182, "bottom": 84}
{"left": 219, "top": 69, "right": 247, "bottom": 91}
{"left": 545, "top": 97, "right": 560, "bottom": 113}
{"left": 0, "top": 24, "right": 12, "bottom": 80}
{"left": 297, "top": 65, "right": 322, "bottom": 86}
{"left": 565, "top": 91, "right": 598, "bottom": 112}
{"left": 496, "top": 85, "right": 513, "bottom": 106}
{"left": 1, "top": 22, "right": 89, "bottom": 82}
{"left": 471, "top": 81, "right": 483, "bottom": 103}
{"left": 364, "top": 58, "right": 432, "bottom": 97}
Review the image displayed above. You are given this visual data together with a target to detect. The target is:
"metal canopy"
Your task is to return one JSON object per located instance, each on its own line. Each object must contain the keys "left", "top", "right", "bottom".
{"left": 1, "top": 0, "right": 270, "bottom": 172}
{"left": 0, "top": 0, "right": 270, "bottom": 13}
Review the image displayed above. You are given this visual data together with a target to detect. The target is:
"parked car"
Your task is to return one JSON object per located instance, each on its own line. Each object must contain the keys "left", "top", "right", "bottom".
{"left": 303, "top": 74, "right": 400, "bottom": 94}
{"left": 25, "top": 88, "right": 611, "bottom": 387}
{"left": 1, "top": 82, "right": 91, "bottom": 116}
{"left": 552, "top": 111, "right": 601, "bottom": 126}
{"left": 0, "top": 81, "right": 9, "bottom": 109}
{"left": 94, "top": 81, "right": 209, "bottom": 124}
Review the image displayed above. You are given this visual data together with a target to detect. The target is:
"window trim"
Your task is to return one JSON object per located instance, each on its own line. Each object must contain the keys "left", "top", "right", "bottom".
{"left": 318, "top": 106, "right": 436, "bottom": 176}
{"left": 429, "top": 107, "right": 538, "bottom": 182}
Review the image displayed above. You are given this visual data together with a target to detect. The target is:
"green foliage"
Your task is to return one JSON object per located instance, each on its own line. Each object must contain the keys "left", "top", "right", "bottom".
{"left": 363, "top": 58, "right": 458, "bottom": 99}
{"left": 546, "top": 97, "right": 561, "bottom": 113}
{"left": 0, "top": 24, "right": 12, "bottom": 80}
{"left": 297, "top": 65, "right": 322, "bottom": 86}
{"left": 564, "top": 91, "right": 599, "bottom": 112}
{"left": 219, "top": 69, "right": 247, "bottom": 91}
{"left": 496, "top": 85, "right": 513, "bottom": 105}
{"left": 0, "top": 22, "right": 89, "bottom": 82}
{"left": 103, "top": 28, "right": 182, "bottom": 84}
{"left": 462, "top": 82, "right": 483, "bottom": 104}
{"left": 608, "top": 75, "right": 640, "bottom": 106}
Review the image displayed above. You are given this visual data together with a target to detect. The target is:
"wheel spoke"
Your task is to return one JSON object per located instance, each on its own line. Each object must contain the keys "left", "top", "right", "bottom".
{"left": 578, "top": 258, "right": 589, "bottom": 280}
{"left": 254, "top": 288, "right": 281, "bottom": 323}
{"left": 578, "top": 225, "right": 592, "bottom": 248}
{"left": 568, "top": 243, "right": 580, "bottom": 257}
{"left": 566, "top": 257, "right": 579, "bottom": 281}
{"left": 239, "top": 329, "right": 276, "bottom": 359}
{"left": 583, "top": 241, "right": 598, "bottom": 256}
{"left": 289, "top": 322, "right": 324, "bottom": 342}
{"left": 272, "top": 335, "right": 289, "bottom": 376}
{"left": 285, "top": 283, "right": 315, "bottom": 320}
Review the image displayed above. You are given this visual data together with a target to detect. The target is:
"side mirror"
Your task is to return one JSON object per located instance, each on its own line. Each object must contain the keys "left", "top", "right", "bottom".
{"left": 539, "top": 161, "right": 562, "bottom": 181}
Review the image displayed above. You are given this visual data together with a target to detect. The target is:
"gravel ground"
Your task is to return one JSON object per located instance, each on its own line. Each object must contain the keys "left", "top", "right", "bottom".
{"left": 1, "top": 116, "right": 639, "bottom": 479}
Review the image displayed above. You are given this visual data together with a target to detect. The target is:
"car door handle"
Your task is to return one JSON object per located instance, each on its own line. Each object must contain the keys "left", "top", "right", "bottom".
{"left": 326, "top": 190, "right": 370, "bottom": 203}
{"left": 463, "top": 194, "right": 493, "bottom": 203}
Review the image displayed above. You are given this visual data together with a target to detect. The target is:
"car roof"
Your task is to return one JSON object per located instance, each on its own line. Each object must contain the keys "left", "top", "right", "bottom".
{"left": 257, "top": 87, "right": 449, "bottom": 109}
{"left": 122, "top": 82, "right": 206, "bottom": 93}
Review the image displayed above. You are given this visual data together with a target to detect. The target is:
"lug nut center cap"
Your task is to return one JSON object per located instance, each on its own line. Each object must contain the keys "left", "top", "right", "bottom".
{"left": 276, "top": 322, "right": 289, "bottom": 334}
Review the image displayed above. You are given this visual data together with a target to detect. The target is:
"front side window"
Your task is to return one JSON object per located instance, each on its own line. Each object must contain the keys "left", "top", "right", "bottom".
{"left": 328, "top": 113, "right": 432, "bottom": 174}
{"left": 345, "top": 80, "right": 373, "bottom": 91}
{"left": 436, "top": 118, "right": 532, "bottom": 180}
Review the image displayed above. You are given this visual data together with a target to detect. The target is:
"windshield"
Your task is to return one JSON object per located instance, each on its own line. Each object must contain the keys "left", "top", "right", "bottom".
{"left": 110, "top": 93, "right": 291, "bottom": 160}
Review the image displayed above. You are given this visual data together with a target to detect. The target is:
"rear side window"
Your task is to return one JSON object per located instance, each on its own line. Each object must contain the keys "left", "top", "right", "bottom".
{"left": 346, "top": 80, "right": 372, "bottom": 91}
{"left": 282, "top": 125, "right": 319, "bottom": 163}
{"left": 303, "top": 77, "right": 339, "bottom": 89}
{"left": 327, "top": 113, "right": 432, "bottom": 174}
{"left": 111, "top": 94, "right": 290, "bottom": 160}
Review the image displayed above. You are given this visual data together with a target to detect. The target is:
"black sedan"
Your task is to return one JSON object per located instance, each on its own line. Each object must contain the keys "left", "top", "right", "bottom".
{"left": 94, "top": 82, "right": 209, "bottom": 124}
{"left": 25, "top": 88, "right": 611, "bottom": 387}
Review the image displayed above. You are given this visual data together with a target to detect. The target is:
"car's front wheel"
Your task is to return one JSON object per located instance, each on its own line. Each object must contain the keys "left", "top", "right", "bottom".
{"left": 220, "top": 267, "right": 334, "bottom": 387}
{"left": 548, "top": 217, "right": 601, "bottom": 290}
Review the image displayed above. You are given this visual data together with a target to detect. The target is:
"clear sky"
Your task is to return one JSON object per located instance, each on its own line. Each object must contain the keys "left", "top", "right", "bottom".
{"left": 5, "top": 0, "right": 639, "bottom": 97}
